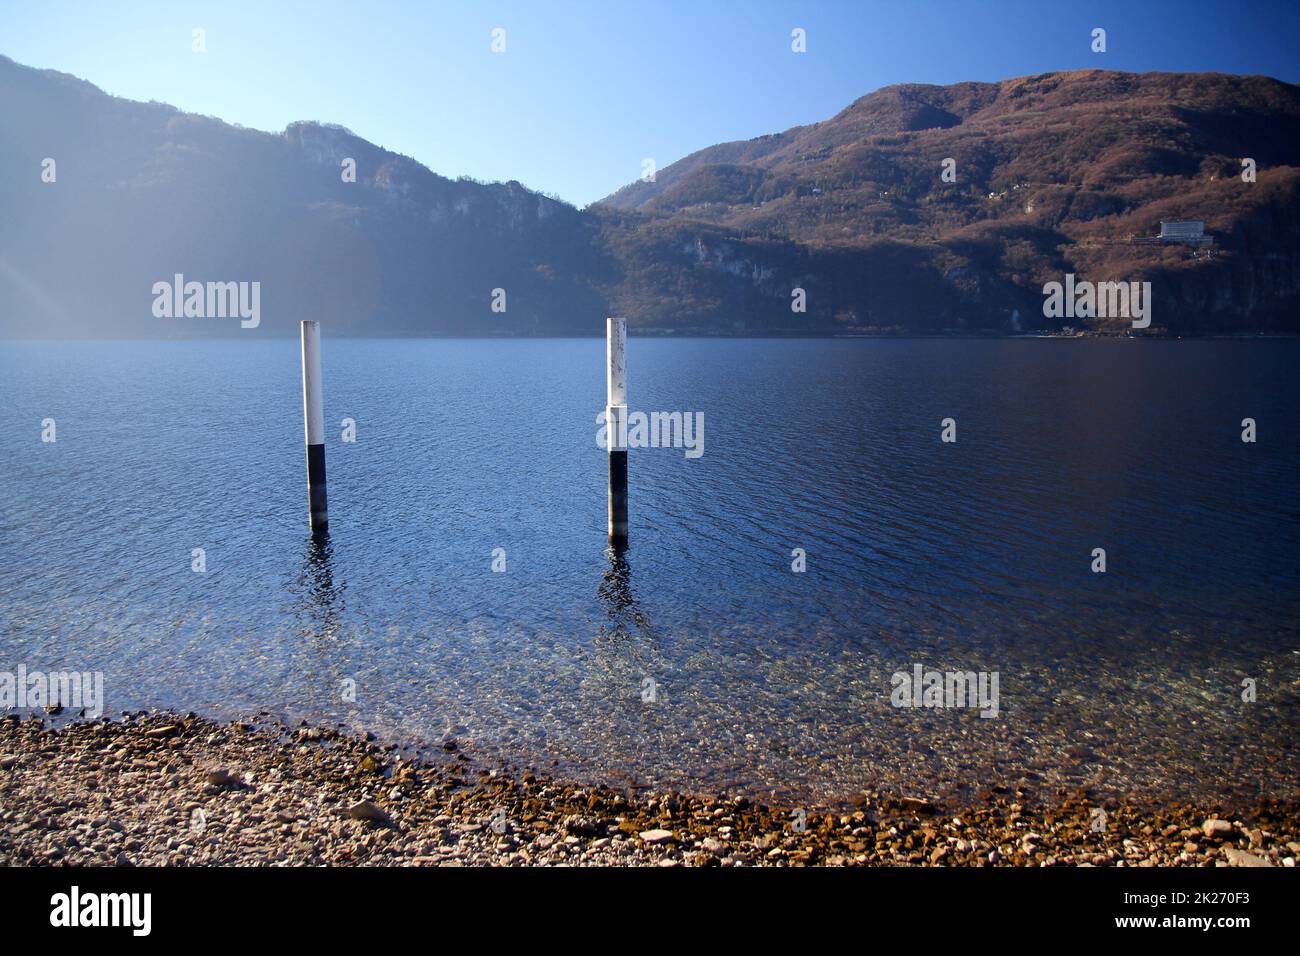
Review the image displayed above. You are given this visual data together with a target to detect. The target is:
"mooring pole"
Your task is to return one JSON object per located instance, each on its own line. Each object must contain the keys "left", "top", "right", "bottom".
{"left": 606, "top": 317, "right": 628, "bottom": 544}
{"left": 300, "top": 320, "right": 328, "bottom": 533}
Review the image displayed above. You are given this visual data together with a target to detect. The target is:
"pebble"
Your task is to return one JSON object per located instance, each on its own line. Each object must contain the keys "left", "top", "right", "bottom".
{"left": 1222, "top": 848, "right": 1272, "bottom": 868}
{"left": 1202, "top": 818, "right": 1234, "bottom": 839}
{"left": 347, "top": 800, "right": 396, "bottom": 828}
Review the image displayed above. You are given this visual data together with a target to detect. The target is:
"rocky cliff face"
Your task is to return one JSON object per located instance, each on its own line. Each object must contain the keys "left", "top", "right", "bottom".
{"left": 1, "top": 55, "right": 1296, "bottom": 337}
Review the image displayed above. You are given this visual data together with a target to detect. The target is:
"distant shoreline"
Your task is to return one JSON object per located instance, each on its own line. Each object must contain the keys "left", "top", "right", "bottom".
{"left": 3, "top": 331, "right": 1299, "bottom": 343}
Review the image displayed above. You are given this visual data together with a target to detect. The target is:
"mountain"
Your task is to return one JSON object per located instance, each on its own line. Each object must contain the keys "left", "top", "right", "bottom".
{"left": 2, "top": 55, "right": 1298, "bottom": 337}
{"left": 601, "top": 71, "right": 1300, "bottom": 334}
{"left": 0, "top": 54, "right": 611, "bottom": 337}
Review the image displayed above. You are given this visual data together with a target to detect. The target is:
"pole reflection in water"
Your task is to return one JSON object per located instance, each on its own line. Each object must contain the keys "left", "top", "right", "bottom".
{"left": 597, "top": 543, "right": 654, "bottom": 643}
{"left": 295, "top": 531, "right": 345, "bottom": 647}
{"left": 289, "top": 531, "right": 358, "bottom": 728}
{"left": 595, "top": 542, "right": 681, "bottom": 790}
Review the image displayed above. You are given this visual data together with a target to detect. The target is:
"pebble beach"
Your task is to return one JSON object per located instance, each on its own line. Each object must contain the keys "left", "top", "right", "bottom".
{"left": 2, "top": 711, "right": 1297, "bottom": 868}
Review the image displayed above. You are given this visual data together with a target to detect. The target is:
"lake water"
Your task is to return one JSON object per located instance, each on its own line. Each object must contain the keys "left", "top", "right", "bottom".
{"left": 1, "top": 337, "right": 1297, "bottom": 807}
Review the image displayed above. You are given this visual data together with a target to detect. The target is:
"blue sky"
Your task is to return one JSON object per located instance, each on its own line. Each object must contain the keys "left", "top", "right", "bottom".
{"left": 3, "top": 0, "right": 1298, "bottom": 206}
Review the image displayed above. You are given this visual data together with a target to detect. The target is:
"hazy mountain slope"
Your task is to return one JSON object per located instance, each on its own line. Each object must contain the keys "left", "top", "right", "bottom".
{"left": 0, "top": 54, "right": 614, "bottom": 337}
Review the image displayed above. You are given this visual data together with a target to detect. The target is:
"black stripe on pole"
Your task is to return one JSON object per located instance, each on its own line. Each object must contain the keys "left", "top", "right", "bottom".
{"left": 307, "top": 442, "right": 328, "bottom": 532}
{"left": 608, "top": 448, "right": 628, "bottom": 543}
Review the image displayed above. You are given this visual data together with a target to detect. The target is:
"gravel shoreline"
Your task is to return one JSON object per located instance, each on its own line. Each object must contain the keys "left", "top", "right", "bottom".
{"left": 1, "top": 711, "right": 1297, "bottom": 867}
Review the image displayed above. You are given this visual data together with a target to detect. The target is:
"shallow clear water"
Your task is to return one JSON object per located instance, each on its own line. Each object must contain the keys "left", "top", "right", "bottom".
{"left": 1, "top": 337, "right": 1297, "bottom": 806}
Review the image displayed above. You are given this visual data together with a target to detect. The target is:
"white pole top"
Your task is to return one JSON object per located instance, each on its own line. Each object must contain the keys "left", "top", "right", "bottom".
{"left": 606, "top": 317, "right": 626, "bottom": 408}
{"left": 301, "top": 320, "right": 325, "bottom": 446}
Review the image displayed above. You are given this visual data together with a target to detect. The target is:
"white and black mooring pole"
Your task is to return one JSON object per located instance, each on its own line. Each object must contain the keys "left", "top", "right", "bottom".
{"left": 607, "top": 317, "right": 628, "bottom": 544}
{"left": 300, "top": 320, "right": 328, "bottom": 533}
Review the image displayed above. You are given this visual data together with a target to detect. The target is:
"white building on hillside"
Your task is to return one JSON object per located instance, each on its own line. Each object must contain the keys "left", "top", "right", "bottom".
{"left": 1159, "top": 220, "right": 1213, "bottom": 245}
